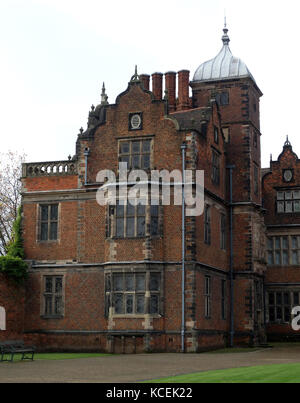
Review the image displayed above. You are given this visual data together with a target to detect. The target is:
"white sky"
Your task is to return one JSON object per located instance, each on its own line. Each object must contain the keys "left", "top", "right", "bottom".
{"left": 0, "top": 0, "right": 299, "bottom": 168}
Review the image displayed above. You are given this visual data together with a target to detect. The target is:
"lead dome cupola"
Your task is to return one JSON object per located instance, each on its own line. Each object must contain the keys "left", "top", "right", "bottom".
{"left": 193, "top": 25, "right": 255, "bottom": 84}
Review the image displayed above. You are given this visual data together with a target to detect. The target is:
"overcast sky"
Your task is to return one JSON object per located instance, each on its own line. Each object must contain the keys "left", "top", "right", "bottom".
{"left": 0, "top": 0, "right": 299, "bottom": 168}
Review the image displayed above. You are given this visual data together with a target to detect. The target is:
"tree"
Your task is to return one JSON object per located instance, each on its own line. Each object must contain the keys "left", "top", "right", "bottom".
{"left": 0, "top": 151, "right": 25, "bottom": 256}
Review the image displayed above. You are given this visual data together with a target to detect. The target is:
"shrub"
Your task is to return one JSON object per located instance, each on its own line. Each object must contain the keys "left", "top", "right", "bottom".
{"left": 1, "top": 206, "right": 28, "bottom": 284}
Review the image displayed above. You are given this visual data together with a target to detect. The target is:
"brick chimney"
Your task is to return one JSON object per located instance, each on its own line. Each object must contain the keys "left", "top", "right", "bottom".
{"left": 151, "top": 72, "right": 163, "bottom": 100}
{"left": 178, "top": 70, "right": 190, "bottom": 110}
{"left": 165, "top": 71, "right": 176, "bottom": 112}
{"left": 140, "top": 74, "right": 150, "bottom": 91}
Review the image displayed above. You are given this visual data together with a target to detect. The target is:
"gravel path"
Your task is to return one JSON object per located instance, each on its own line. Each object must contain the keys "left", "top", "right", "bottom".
{"left": 1, "top": 345, "right": 300, "bottom": 383}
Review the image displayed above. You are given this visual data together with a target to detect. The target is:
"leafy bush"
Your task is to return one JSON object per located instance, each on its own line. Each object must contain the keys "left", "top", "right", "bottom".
{"left": 0, "top": 206, "right": 28, "bottom": 284}
{"left": 6, "top": 206, "right": 24, "bottom": 258}
{"left": 0, "top": 255, "right": 28, "bottom": 284}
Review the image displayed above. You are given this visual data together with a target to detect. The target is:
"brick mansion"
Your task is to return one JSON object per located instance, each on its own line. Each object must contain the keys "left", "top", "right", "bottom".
{"left": 1, "top": 25, "right": 300, "bottom": 353}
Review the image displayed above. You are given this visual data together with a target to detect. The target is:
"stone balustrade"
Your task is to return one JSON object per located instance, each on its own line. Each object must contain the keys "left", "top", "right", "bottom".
{"left": 22, "top": 160, "right": 77, "bottom": 177}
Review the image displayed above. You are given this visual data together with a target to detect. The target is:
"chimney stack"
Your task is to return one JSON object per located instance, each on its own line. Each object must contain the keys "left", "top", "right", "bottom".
{"left": 165, "top": 71, "right": 176, "bottom": 112}
{"left": 151, "top": 72, "right": 163, "bottom": 100}
{"left": 140, "top": 74, "right": 150, "bottom": 91}
{"left": 178, "top": 70, "right": 190, "bottom": 110}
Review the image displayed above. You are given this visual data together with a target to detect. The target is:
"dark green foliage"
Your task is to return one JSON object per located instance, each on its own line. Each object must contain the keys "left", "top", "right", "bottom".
{"left": 7, "top": 206, "right": 24, "bottom": 258}
{"left": 0, "top": 206, "right": 27, "bottom": 284}
{"left": 0, "top": 255, "right": 28, "bottom": 284}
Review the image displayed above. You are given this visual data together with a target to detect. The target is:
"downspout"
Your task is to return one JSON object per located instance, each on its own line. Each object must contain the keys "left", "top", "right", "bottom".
{"left": 181, "top": 143, "right": 187, "bottom": 353}
{"left": 84, "top": 147, "right": 90, "bottom": 185}
{"left": 227, "top": 165, "right": 235, "bottom": 347}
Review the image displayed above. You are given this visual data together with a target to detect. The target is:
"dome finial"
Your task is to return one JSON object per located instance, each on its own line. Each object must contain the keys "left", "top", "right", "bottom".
{"left": 101, "top": 82, "right": 108, "bottom": 105}
{"left": 130, "top": 65, "right": 140, "bottom": 83}
{"left": 222, "top": 18, "right": 230, "bottom": 46}
{"left": 284, "top": 135, "right": 292, "bottom": 147}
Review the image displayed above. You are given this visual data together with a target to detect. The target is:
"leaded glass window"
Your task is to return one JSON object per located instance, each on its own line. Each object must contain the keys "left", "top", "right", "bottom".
{"left": 106, "top": 272, "right": 161, "bottom": 315}
{"left": 39, "top": 204, "right": 59, "bottom": 241}
{"left": 43, "top": 276, "right": 63, "bottom": 317}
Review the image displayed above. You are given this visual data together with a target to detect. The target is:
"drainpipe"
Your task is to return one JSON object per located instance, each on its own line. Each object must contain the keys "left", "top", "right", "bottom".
{"left": 84, "top": 147, "right": 90, "bottom": 185}
{"left": 181, "top": 142, "right": 187, "bottom": 353}
{"left": 227, "top": 165, "right": 235, "bottom": 347}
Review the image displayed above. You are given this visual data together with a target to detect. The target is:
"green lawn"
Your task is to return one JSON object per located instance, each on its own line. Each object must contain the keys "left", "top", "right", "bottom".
{"left": 206, "top": 347, "right": 262, "bottom": 354}
{"left": 2, "top": 353, "right": 111, "bottom": 362}
{"left": 146, "top": 363, "right": 300, "bottom": 383}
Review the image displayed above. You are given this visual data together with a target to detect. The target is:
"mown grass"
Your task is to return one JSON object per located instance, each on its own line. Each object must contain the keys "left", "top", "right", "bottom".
{"left": 146, "top": 363, "right": 300, "bottom": 383}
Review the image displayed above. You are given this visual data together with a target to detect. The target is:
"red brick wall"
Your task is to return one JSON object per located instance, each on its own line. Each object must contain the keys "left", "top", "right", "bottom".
{"left": 0, "top": 274, "right": 25, "bottom": 341}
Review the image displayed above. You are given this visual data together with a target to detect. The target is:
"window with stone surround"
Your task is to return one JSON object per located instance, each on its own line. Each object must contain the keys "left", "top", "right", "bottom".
{"left": 220, "top": 213, "right": 226, "bottom": 250}
{"left": 42, "top": 276, "right": 63, "bottom": 317}
{"left": 204, "top": 275, "right": 211, "bottom": 318}
{"left": 277, "top": 189, "right": 300, "bottom": 213}
{"left": 204, "top": 205, "right": 211, "bottom": 245}
{"left": 212, "top": 150, "right": 220, "bottom": 185}
{"left": 254, "top": 163, "right": 259, "bottom": 195}
{"left": 267, "top": 235, "right": 300, "bottom": 266}
{"left": 267, "top": 290, "right": 300, "bottom": 323}
{"left": 215, "top": 92, "right": 229, "bottom": 106}
{"left": 108, "top": 200, "right": 159, "bottom": 238}
{"left": 105, "top": 271, "right": 161, "bottom": 316}
{"left": 38, "top": 204, "right": 59, "bottom": 241}
{"left": 213, "top": 126, "right": 219, "bottom": 144}
{"left": 119, "top": 138, "right": 152, "bottom": 170}
{"left": 221, "top": 279, "right": 226, "bottom": 320}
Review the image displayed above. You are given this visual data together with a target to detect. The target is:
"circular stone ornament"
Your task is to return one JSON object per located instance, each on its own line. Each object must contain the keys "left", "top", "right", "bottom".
{"left": 131, "top": 114, "right": 142, "bottom": 130}
{"left": 283, "top": 169, "right": 293, "bottom": 182}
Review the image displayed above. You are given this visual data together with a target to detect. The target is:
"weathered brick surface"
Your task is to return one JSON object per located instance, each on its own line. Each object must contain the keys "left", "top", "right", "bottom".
{"left": 263, "top": 142, "right": 300, "bottom": 339}
{"left": 17, "top": 68, "right": 280, "bottom": 352}
{"left": 0, "top": 274, "right": 25, "bottom": 341}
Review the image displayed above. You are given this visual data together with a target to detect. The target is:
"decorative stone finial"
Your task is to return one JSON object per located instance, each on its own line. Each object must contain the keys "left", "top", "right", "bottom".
{"left": 130, "top": 65, "right": 140, "bottom": 83}
{"left": 101, "top": 82, "right": 109, "bottom": 105}
{"left": 284, "top": 135, "right": 291, "bottom": 147}
{"left": 222, "top": 20, "right": 230, "bottom": 46}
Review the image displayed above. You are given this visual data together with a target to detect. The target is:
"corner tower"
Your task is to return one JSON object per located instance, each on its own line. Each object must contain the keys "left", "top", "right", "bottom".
{"left": 191, "top": 25, "right": 266, "bottom": 345}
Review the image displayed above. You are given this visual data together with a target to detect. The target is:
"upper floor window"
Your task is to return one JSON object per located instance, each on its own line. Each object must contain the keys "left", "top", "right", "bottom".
{"left": 204, "top": 205, "right": 211, "bottom": 245}
{"left": 254, "top": 164, "right": 259, "bottom": 196}
{"left": 212, "top": 151, "right": 220, "bottom": 185}
{"left": 43, "top": 276, "right": 63, "bottom": 317}
{"left": 108, "top": 200, "right": 159, "bottom": 238}
{"left": 267, "top": 235, "right": 300, "bottom": 266}
{"left": 277, "top": 190, "right": 300, "bottom": 213}
{"left": 220, "top": 213, "right": 226, "bottom": 250}
{"left": 214, "top": 127, "right": 219, "bottom": 144}
{"left": 119, "top": 138, "right": 151, "bottom": 170}
{"left": 253, "top": 132, "right": 258, "bottom": 148}
{"left": 39, "top": 204, "right": 59, "bottom": 241}
{"left": 215, "top": 92, "right": 229, "bottom": 106}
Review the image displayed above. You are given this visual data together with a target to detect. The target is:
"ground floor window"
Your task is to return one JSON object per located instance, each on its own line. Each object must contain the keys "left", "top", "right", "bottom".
{"left": 105, "top": 271, "right": 161, "bottom": 315}
{"left": 268, "top": 290, "right": 300, "bottom": 323}
{"left": 43, "top": 276, "right": 63, "bottom": 317}
{"left": 204, "top": 276, "right": 211, "bottom": 318}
